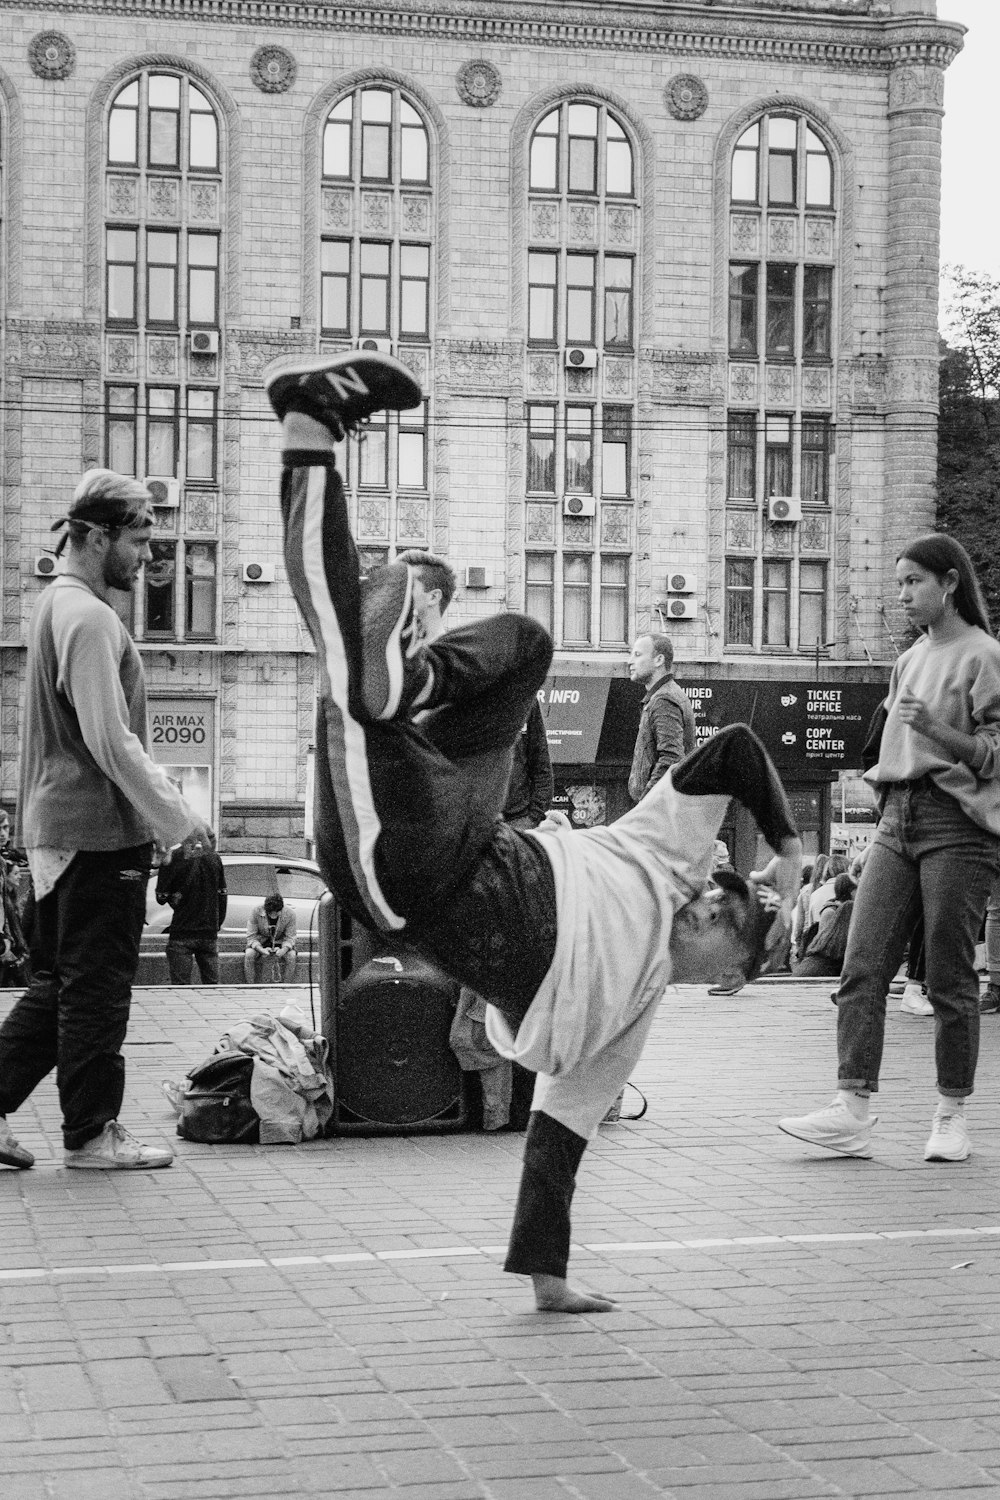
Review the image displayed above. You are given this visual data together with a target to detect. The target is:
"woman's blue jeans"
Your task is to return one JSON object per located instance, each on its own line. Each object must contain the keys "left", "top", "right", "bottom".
{"left": 838, "top": 782, "right": 1000, "bottom": 1097}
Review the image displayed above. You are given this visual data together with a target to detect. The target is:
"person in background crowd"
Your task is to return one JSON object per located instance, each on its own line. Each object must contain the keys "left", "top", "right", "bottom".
{"left": 155, "top": 832, "right": 228, "bottom": 985}
{"left": 980, "top": 876, "right": 1000, "bottom": 1014}
{"left": 245, "top": 892, "right": 297, "bottom": 984}
{"left": 806, "top": 853, "right": 850, "bottom": 929}
{"left": 502, "top": 701, "right": 553, "bottom": 831}
{"left": 780, "top": 533, "right": 1000, "bottom": 1164}
{"left": 627, "top": 633, "right": 697, "bottom": 803}
{"left": 0, "top": 469, "right": 210, "bottom": 1173}
{"left": 0, "top": 812, "right": 27, "bottom": 989}
{"left": 898, "top": 914, "right": 931, "bottom": 1016}
{"left": 262, "top": 348, "right": 801, "bottom": 1312}
{"left": 792, "top": 872, "right": 855, "bottom": 978}
{"left": 396, "top": 548, "right": 456, "bottom": 646}
{"left": 792, "top": 855, "right": 828, "bottom": 963}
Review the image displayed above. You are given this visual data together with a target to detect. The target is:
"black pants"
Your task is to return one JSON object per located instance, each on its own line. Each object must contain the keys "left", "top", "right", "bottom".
{"left": 166, "top": 936, "right": 219, "bottom": 985}
{"left": 505, "top": 1110, "right": 587, "bottom": 1279}
{"left": 0, "top": 844, "right": 151, "bottom": 1150}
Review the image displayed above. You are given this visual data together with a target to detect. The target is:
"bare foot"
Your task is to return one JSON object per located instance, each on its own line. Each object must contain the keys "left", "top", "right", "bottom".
{"left": 532, "top": 1273, "right": 616, "bottom": 1313}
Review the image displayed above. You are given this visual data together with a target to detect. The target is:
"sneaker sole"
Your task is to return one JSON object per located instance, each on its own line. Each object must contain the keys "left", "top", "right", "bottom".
{"left": 924, "top": 1147, "right": 971, "bottom": 1162}
{"left": 777, "top": 1121, "right": 874, "bottom": 1158}
{"left": 264, "top": 351, "right": 422, "bottom": 423}
{"left": 64, "top": 1156, "right": 173, "bottom": 1170}
{"left": 0, "top": 1147, "right": 34, "bottom": 1169}
{"left": 361, "top": 568, "right": 414, "bottom": 720}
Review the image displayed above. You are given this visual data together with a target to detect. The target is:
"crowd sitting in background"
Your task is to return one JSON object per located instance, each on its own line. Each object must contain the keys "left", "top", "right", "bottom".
{"left": 792, "top": 872, "right": 855, "bottom": 978}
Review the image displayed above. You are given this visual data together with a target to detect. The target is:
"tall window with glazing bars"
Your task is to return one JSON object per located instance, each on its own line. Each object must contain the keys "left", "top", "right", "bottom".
{"left": 103, "top": 72, "right": 222, "bottom": 642}
{"left": 320, "top": 86, "right": 432, "bottom": 571}
{"left": 723, "top": 113, "right": 836, "bottom": 654}
{"left": 523, "top": 102, "right": 638, "bottom": 649}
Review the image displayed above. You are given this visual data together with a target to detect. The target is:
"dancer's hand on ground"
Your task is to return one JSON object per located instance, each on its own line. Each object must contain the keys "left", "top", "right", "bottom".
{"left": 536, "top": 810, "right": 572, "bottom": 834}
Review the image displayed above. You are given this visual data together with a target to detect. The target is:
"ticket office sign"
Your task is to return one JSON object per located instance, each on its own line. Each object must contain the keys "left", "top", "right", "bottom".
{"left": 676, "top": 680, "right": 887, "bottom": 772}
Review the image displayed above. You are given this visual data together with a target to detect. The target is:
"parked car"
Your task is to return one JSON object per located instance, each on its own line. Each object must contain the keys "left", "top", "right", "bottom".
{"left": 140, "top": 853, "right": 330, "bottom": 982}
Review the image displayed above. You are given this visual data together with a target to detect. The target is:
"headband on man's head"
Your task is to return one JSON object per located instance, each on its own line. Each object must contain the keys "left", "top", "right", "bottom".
{"left": 51, "top": 469, "right": 154, "bottom": 555}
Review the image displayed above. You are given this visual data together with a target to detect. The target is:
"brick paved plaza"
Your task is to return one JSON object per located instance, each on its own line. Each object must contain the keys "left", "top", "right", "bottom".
{"left": 4, "top": 978, "right": 1000, "bottom": 1499}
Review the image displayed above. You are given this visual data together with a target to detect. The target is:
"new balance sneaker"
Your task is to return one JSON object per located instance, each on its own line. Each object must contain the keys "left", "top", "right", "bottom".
{"left": 900, "top": 982, "right": 933, "bottom": 1016}
{"left": 777, "top": 1098, "right": 875, "bottom": 1158}
{"left": 0, "top": 1117, "right": 34, "bottom": 1169}
{"left": 924, "top": 1108, "right": 971, "bottom": 1162}
{"left": 979, "top": 984, "right": 1000, "bottom": 1014}
{"left": 64, "top": 1121, "right": 173, "bottom": 1170}
{"left": 359, "top": 562, "right": 428, "bottom": 720}
{"left": 264, "top": 350, "right": 422, "bottom": 435}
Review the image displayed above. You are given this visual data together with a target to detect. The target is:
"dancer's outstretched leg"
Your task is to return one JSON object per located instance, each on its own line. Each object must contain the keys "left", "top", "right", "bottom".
{"left": 266, "top": 351, "right": 552, "bottom": 932}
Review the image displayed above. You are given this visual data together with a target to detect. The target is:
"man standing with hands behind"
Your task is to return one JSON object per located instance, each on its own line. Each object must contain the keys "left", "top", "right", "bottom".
{"left": 0, "top": 470, "right": 211, "bottom": 1172}
{"left": 628, "top": 632, "right": 697, "bottom": 803}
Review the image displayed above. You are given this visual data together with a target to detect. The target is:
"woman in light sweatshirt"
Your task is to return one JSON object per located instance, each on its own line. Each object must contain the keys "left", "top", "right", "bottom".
{"left": 780, "top": 533, "right": 1000, "bottom": 1164}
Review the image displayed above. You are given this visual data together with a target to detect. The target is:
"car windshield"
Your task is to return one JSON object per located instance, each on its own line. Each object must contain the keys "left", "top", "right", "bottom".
{"left": 225, "top": 864, "right": 278, "bottom": 897}
{"left": 277, "top": 868, "right": 326, "bottom": 901}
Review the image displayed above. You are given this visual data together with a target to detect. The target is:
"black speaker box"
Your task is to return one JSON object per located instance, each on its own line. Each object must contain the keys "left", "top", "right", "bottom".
{"left": 318, "top": 899, "right": 468, "bottom": 1135}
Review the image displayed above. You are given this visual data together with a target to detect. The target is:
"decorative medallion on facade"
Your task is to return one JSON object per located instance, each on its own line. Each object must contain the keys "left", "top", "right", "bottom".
{"left": 766, "top": 364, "right": 795, "bottom": 406}
{"left": 768, "top": 217, "right": 797, "bottom": 258}
{"left": 527, "top": 354, "right": 557, "bottom": 395}
{"left": 800, "top": 513, "right": 830, "bottom": 553}
{"left": 28, "top": 32, "right": 76, "bottom": 81}
{"left": 362, "top": 193, "right": 391, "bottom": 232}
{"left": 397, "top": 500, "right": 428, "bottom": 541}
{"left": 802, "top": 367, "right": 832, "bottom": 409}
{"left": 359, "top": 498, "right": 388, "bottom": 538}
{"left": 148, "top": 179, "right": 180, "bottom": 220}
{"left": 322, "top": 189, "right": 352, "bottom": 231}
{"left": 250, "top": 45, "right": 297, "bottom": 95}
{"left": 189, "top": 182, "right": 219, "bottom": 222}
{"left": 564, "top": 517, "right": 592, "bottom": 546}
{"left": 889, "top": 66, "right": 944, "bottom": 112}
{"left": 606, "top": 207, "right": 634, "bottom": 246}
{"left": 107, "top": 177, "right": 138, "bottom": 218}
{"left": 397, "top": 346, "right": 430, "bottom": 385}
{"left": 601, "top": 507, "right": 631, "bottom": 547}
{"left": 728, "top": 363, "right": 758, "bottom": 404}
{"left": 804, "top": 217, "right": 833, "bottom": 258}
{"left": 401, "top": 197, "right": 430, "bottom": 234}
{"left": 106, "top": 336, "right": 137, "bottom": 376}
{"left": 186, "top": 493, "right": 218, "bottom": 534}
{"left": 730, "top": 214, "right": 759, "bottom": 256}
{"left": 603, "top": 359, "right": 633, "bottom": 398}
{"left": 763, "top": 517, "right": 793, "bottom": 555}
{"left": 530, "top": 202, "right": 559, "bottom": 241}
{"left": 147, "top": 338, "right": 178, "bottom": 378}
{"left": 568, "top": 204, "right": 596, "bottom": 243}
{"left": 456, "top": 60, "right": 502, "bottom": 109}
{"left": 725, "top": 511, "right": 756, "bottom": 552}
{"left": 664, "top": 74, "right": 708, "bottom": 122}
{"left": 526, "top": 504, "right": 555, "bottom": 546}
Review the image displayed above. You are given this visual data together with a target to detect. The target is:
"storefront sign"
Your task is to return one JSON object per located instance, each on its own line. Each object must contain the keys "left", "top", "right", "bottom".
{"left": 149, "top": 697, "right": 215, "bottom": 821}
{"left": 675, "top": 679, "right": 887, "bottom": 772}
{"left": 537, "top": 677, "right": 611, "bottom": 764}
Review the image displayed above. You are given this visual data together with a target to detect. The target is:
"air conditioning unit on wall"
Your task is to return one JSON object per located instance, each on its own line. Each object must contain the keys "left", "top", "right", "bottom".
{"left": 659, "top": 596, "right": 697, "bottom": 620}
{"left": 34, "top": 554, "right": 66, "bottom": 577}
{"left": 144, "top": 476, "right": 181, "bottom": 507}
{"left": 564, "top": 346, "right": 598, "bottom": 369}
{"left": 464, "top": 566, "right": 493, "bottom": 589}
{"left": 768, "top": 496, "right": 802, "bottom": 523}
{"left": 242, "top": 561, "right": 276, "bottom": 584}
{"left": 666, "top": 569, "right": 696, "bottom": 595}
{"left": 357, "top": 337, "right": 392, "bottom": 354}
{"left": 563, "top": 495, "right": 596, "bottom": 517}
{"left": 189, "top": 329, "right": 220, "bottom": 355}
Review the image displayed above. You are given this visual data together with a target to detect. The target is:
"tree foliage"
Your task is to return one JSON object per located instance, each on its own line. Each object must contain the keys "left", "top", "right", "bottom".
{"left": 936, "top": 267, "right": 1000, "bottom": 633}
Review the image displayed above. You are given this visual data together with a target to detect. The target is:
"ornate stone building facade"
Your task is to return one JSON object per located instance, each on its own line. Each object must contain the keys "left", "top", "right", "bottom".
{"left": 0, "top": 0, "right": 963, "bottom": 854}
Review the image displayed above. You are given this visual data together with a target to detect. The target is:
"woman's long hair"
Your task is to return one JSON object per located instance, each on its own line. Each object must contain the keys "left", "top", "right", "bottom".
{"left": 897, "top": 533, "right": 993, "bottom": 636}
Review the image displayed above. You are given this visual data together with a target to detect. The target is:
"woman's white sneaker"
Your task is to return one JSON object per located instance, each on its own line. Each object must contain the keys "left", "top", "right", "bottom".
{"left": 924, "top": 1110, "right": 970, "bottom": 1162}
{"left": 777, "top": 1098, "right": 875, "bottom": 1158}
{"left": 900, "top": 983, "right": 933, "bottom": 1016}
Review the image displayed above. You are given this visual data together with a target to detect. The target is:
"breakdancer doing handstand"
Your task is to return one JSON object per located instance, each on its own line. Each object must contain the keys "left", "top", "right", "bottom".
{"left": 264, "top": 350, "right": 803, "bottom": 1312}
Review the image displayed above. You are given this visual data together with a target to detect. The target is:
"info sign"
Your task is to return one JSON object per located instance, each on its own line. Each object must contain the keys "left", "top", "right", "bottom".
{"left": 537, "top": 677, "right": 612, "bottom": 764}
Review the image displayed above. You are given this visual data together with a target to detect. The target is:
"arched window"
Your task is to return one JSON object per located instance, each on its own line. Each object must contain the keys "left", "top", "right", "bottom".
{"left": 320, "top": 85, "right": 433, "bottom": 545}
{"left": 523, "top": 101, "right": 638, "bottom": 649}
{"left": 724, "top": 111, "right": 836, "bottom": 654}
{"left": 103, "top": 71, "right": 223, "bottom": 642}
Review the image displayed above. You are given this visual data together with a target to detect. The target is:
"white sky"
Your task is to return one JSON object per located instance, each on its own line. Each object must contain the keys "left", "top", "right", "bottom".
{"left": 937, "top": 0, "right": 997, "bottom": 278}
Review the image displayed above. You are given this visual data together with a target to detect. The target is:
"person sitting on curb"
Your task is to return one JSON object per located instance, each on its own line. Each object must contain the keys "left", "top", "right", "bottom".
{"left": 245, "top": 893, "right": 297, "bottom": 984}
{"left": 261, "top": 347, "right": 802, "bottom": 1312}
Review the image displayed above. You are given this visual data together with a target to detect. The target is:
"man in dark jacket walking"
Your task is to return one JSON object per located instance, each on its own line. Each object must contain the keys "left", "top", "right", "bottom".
{"left": 155, "top": 833, "right": 228, "bottom": 984}
{"left": 627, "top": 632, "right": 696, "bottom": 803}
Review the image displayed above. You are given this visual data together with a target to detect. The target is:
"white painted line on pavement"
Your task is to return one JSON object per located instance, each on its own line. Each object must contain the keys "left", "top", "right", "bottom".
{"left": 3, "top": 1224, "right": 1000, "bottom": 1283}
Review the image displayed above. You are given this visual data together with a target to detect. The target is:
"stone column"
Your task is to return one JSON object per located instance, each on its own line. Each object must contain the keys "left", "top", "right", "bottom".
{"left": 882, "top": 57, "right": 946, "bottom": 571}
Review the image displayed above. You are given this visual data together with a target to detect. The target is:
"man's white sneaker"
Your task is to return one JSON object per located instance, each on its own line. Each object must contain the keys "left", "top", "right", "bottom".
{"left": 777, "top": 1098, "right": 875, "bottom": 1158}
{"left": 64, "top": 1121, "right": 173, "bottom": 1170}
{"left": 900, "top": 983, "right": 933, "bottom": 1016}
{"left": 0, "top": 1117, "right": 34, "bottom": 1169}
{"left": 924, "top": 1110, "right": 970, "bottom": 1162}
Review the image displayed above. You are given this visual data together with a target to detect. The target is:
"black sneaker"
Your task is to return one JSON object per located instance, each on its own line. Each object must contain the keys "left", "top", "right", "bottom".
{"left": 980, "top": 984, "right": 1000, "bottom": 1014}
{"left": 359, "top": 562, "right": 428, "bottom": 720}
{"left": 264, "top": 351, "right": 423, "bottom": 435}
